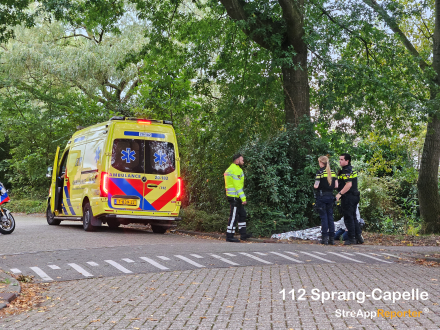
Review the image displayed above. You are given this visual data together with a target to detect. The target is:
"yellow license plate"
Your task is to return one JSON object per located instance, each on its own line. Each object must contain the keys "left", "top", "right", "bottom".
{"left": 114, "top": 199, "right": 137, "bottom": 206}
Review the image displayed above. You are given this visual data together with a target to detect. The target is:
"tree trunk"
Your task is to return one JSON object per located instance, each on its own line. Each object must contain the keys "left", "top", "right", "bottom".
{"left": 282, "top": 47, "right": 310, "bottom": 126}
{"left": 418, "top": 113, "right": 440, "bottom": 233}
{"left": 418, "top": 0, "right": 440, "bottom": 233}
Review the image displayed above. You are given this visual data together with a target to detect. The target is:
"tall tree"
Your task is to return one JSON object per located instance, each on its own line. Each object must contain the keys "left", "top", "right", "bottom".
{"left": 216, "top": 0, "right": 310, "bottom": 126}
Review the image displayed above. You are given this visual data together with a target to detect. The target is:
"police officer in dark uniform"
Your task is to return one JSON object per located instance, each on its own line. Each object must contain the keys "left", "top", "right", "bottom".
{"left": 314, "top": 156, "right": 338, "bottom": 245}
{"left": 336, "top": 153, "right": 364, "bottom": 245}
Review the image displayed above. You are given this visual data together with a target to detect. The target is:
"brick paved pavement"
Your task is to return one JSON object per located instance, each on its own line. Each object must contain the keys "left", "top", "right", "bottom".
{"left": 1, "top": 263, "right": 439, "bottom": 330}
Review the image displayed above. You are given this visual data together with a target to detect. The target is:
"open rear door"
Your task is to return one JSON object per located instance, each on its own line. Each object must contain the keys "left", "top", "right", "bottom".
{"left": 50, "top": 146, "right": 60, "bottom": 214}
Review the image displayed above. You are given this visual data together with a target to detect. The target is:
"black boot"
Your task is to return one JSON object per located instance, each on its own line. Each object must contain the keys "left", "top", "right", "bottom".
{"left": 320, "top": 236, "right": 329, "bottom": 245}
{"left": 226, "top": 233, "right": 239, "bottom": 242}
{"left": 239, "top": 228, "right": 252, "bottom": 241}
{"left": 344, "top": 238, "right": 356, "bottom": 245}
{"left": 328, "top": 237, "right": 335, "bottom": 245}
{"left": 356, "top": 234, "right": 364, "bottom": 244}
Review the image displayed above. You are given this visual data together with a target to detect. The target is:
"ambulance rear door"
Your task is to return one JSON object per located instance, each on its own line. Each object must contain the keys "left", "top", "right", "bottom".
{"left": 107, "top": 122, "right": 146, "bottom": 210}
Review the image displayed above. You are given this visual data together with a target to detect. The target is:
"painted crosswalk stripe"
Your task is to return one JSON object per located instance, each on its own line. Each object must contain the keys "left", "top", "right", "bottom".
{"left": 239, "top": 252, "right": 272, "bottom": 265}
{"left": 140, "top": 257, "right": 169, "bottom": 270}
{"left": 299, "top": 251, "right": 334, "bottom": 263}
{"left": 87, "top": 262, "right": 99, "bottom": 267}
{"left": 270, "top": 252, "right": 303, "bottom": 263}
{"left": 105, "top": 260, "right": 133, "bottom": 273}
{"left": 285, "top": 251, "right": 299, "bottom": 257}
{"left": 68, "top": 263, "right": 93, "bottom": 277}
{"left": 175, "top": 255, "right": 205, "bottom": 268}
{"left": 30, "top": 267, "right": 53, "bottom": 281}
{"left": 313, "top": 251, "right": 326, "bottom": 255}
{"left": 328, "top": 252, "right": 364, "bottom": 263}
{"left": 341, "top": 252, "right": 355, "bottom": 256}
{"left": 369, "top": 253, "right": 380, "bottom": 256}
{"left": 355, "top": 253, "right": 393, "bottom": 264}
{"left": 223, "top": 253, "right": 236, "bottom": 257}
{"left": 157, "top": 256, "right": 170, "bottom": 261}
{"left": 10, "top": 268, "right": 21, "bottom": 274}
{"left": 210, "top": 254, "right": 239, "bottom": 266}
{"left": 254, "top": 252, "right": 267, "bottom": 256}
{"left": 122, "top": 258, "right": 135, "bottom": 263}
{"left": 48, "top": 265, "right": 60, "bottom": 270}
{"left": 382, "top": 253, "right": 400, "bottom": 258}
{"left": 190, "top": 254, "right": 204, "bottom": 259}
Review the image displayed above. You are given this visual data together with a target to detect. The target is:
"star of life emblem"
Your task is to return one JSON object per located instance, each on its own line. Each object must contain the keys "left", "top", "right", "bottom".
{"left": 121, "top": 148, "right": 136, "bottom": 163}
{"left": 154, "top": 151, "right": 167, "bottom": 166}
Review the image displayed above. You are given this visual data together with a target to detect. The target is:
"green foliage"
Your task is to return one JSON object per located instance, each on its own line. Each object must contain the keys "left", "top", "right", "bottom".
{"left": 0, "top": 0, "right": 34, "bottom": 43}
{"left": 8, "top": 198, "right": 46, "bottom": 214}
{"left": 178, "top": 205, "right": 227, "bottom": 233}
{"left": 357, "top": 168, "right": 420, "bottom": 235}
{"left": 240, "top": 121, "right": 331, "bottom": 237}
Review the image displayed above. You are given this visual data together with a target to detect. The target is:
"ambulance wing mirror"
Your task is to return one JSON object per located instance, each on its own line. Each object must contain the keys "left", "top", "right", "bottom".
{"left": 46, "top": 166, "right": 53, "bottom": 178}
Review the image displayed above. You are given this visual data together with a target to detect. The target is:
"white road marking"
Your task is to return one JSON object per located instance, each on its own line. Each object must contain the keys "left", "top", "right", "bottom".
{"left": 10, "top": 268, "right": 21, "bottom": 274}
{"left": 157, "top": 256, "right": 170, "bottom": 261}
{"left": 270, "top": 252, "right": 303, "bottom": 263}
{"left": 68, "top": 263, "right": 93, "bottom": 277}
{"left": 369, "top": 253, "right": 380, "bottom": 256}
{"left": 299, "top": 251, "right": 335, "bottom": 263}
{"left": 140, "top": 257, "right": 169, "bottom": 270}
{"left": 284, "top": 251, "right": 299, "bottom": 257}
{"left": 223, "top": 253, "right": 236, "bottom": 257}
{"left": 254, "top": 252, "right": 267, "bottom": 256}
{"left": 382, "top": 253, "right": 400, "bottom": 258}
{"left": 122, "top": 258, "right": 135, "bottom": 263}
{"left": 210, "top": 254, "right": 239, "bottom": 266}
{"left": 87, "top": 262, "right": 99, "bottom": 267}
{"left": 30, "top": 267, "right": 53, "bottom": 281}
{"left": 341, "top": 252, "right": 355, "bottom": 256}
{"left": 175, "top": 255, "right": 205, "bottom": 268}
{"left": 355, "top": 253, "right": 393, "bottom": 264}
{"left": 313, "top": 251, "right": 326, "bottom": 255}
{"left": 105, "top": 260, "right": 133, "bottom": 273}
{"left": 190, "top": 254, "right": 204, "bottom": 259}
{"left": 239, "top": 252, "right": 272, "bottom": 265}
{"left": 328, "top": 252, "right": 364, "bottom": 263}
{"left": 48, "top": 265, "right": 60, "bottom": 270}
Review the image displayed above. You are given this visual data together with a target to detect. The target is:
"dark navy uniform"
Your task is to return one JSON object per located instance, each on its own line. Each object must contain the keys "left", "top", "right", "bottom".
{"left": 314, "top": 167, "right": 337, "bottom": 241}
{"left": 338, "top": 165, "right": 361, "bottom": 242}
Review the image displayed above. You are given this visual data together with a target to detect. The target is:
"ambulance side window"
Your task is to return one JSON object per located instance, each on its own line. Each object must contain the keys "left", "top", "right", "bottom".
{"left": 111, "top": 139, "right": 145, "bottom": 173}
{"left": 59, "top": 151, "right": 69, "bottom": 177}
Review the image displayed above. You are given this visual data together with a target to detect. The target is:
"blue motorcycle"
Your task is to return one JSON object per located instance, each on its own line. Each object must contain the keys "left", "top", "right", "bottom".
{"left": 0, "top": 183, "right": 15, "bottom": 234}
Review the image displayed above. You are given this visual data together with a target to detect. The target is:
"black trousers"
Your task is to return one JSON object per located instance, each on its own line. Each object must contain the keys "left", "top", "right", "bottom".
{"left": 227, "top": 197, "right": 246, "bottom": 235}
{"left": 341, "top": 193, "right": 362, "bottom": 240}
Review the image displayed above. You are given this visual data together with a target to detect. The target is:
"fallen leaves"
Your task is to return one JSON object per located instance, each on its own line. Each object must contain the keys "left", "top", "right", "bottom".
{"left": 0, "top": 280, "right": 48, "bottom": 317}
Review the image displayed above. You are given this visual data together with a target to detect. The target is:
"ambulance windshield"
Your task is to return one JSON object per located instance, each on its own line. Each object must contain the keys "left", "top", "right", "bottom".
{"left": 112, "top": 139, "right": 175, "bottom": 175}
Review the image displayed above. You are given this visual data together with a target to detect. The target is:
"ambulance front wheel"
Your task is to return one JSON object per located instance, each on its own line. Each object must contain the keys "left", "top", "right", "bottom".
{"left": 46, "top": 204, "right": 61, "bottom": 226}
{"left": 82, "top": 202, "right": 97, "bottom": 232}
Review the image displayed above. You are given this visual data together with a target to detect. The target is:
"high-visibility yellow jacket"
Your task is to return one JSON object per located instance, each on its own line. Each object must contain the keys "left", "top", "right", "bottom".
{"left": 224, "top": 163, "right": 246, "bottom": 202}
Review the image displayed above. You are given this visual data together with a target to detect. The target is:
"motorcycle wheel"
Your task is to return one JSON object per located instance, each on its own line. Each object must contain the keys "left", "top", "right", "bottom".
{"left": 0, "top": 213, "right": 15, "bottom": 234}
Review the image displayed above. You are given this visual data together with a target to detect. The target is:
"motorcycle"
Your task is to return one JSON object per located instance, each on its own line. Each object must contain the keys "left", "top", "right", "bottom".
{"left": 0, "top": 182, "right": 15, "bottom": 235}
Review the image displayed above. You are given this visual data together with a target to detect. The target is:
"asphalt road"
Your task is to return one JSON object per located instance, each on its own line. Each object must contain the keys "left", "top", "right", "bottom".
{"left": 1, "top": 215, "right": 440, "bottom": 330}
{"left": 0, "top": 215, "right": 413, "bottom": 283}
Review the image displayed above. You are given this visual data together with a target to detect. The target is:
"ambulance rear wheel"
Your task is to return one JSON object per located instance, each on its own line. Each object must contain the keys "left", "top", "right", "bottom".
{"left": 151, "top": 225, "right": 167, "bottom": 234}
{"left": 82, "top": 202, "right": 97, "bottom": 232}
{"left": 46, "top": 204, "right": 61, "bottom": 226}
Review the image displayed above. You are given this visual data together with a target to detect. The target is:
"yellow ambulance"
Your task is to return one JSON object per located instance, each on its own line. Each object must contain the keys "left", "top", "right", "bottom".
{"left": 46, "top": 116, "right": 182, "bottom": 233}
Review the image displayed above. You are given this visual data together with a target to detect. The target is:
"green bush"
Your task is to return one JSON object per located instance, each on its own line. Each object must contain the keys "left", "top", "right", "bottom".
{"left": 7, "top": 198, "right": 46, "bottom": 214}
{"left": 357, "top": 167, "right": 421, "bottom": 234}
{"left": 178, "top": 205, "right": 228, "bottom": 233}
{"left": 240, "top": 121, "right": 331, "bottom": 237}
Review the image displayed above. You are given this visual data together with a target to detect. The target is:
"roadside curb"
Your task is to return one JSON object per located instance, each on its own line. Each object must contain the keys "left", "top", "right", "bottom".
{"left": 0, "top": 272, "right": 21, "bottom": 310}
{"left": 174, "top": 230, "right": 291, "bottom": 243}
{"left": 398, "top": 253, "right": 440, "bottom": 263}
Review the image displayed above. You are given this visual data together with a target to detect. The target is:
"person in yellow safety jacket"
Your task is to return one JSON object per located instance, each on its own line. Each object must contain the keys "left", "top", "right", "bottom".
{"left": 224, "top": 153, "right": 251, "bottom": 242}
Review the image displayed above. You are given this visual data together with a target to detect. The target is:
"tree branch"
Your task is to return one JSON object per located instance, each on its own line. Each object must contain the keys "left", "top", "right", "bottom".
{"left": 363, "top": 0, "right": 429, "bottom": 71}
{"left": 219, "top": 0, "right": 284, "bottom": 51}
